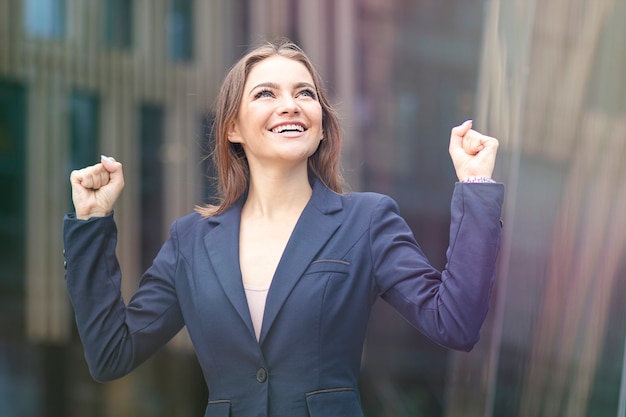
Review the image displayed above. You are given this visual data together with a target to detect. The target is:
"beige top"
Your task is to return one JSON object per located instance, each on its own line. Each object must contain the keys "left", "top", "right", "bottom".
{"left": 243, "top": 284, "right": 270, "bottom": 341}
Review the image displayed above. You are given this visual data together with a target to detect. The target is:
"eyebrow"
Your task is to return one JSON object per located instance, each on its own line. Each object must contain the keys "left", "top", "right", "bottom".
{"left": 248, "top": 81, "right": 316, "bottom": 95}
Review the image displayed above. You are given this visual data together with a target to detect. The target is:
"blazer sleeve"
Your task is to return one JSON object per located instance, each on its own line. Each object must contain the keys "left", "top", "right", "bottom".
{"left": 372, "top": 183, "right": 504, "bottom": 351}
{"left": 64, "top": 213, "right": 185, "bottom": 381}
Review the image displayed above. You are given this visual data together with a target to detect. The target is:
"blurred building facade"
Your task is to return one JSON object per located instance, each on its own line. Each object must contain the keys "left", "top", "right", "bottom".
{"left": 0, "top": 0, "right": 625, "bottom": 416}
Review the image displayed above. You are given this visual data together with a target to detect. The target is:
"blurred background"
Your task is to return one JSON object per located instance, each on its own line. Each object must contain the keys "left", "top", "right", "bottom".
{"left": 1, "top": 0, "right": 625, "bottom": 416}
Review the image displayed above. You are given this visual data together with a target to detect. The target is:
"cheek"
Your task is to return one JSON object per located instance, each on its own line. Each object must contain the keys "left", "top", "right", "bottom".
{"left": 312, "top": 107, "right": 323, "bottom": 132}
{"left": 318, "top": 112, "right": 326, "bottom": 138}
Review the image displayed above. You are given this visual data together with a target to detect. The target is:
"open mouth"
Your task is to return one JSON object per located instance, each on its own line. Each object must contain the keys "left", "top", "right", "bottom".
{"left": 270, "top": 123, "right": 307, "bottom": 134}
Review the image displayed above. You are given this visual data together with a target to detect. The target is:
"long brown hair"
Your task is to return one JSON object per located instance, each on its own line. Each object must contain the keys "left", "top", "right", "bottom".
{"left": 196, "top": 39, "right": 344, "bottom": 217}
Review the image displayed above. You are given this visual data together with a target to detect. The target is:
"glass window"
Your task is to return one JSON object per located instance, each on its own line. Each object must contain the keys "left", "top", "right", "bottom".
{"left": 232, "top": 0, "right": 250, "bottom": 53}
{"left": 23, "top": 0, "right": 65, "bottom": 39}
{"left": 167, "top": 0, "right": 194, "bottom": 62}
{"left": 0, "top": 81, "right": 26, "bottom": 337}
{"left": 104, "top": 0, "right": 133, "bottom": 49}
{"left": 140, "top": 104, "right": 164, "bottom": 271}
{"left": 69, "top": 91, "right": 100, "bottom": 209}
{"left": 69, "top": 92, "right": 100, "bottom": 176}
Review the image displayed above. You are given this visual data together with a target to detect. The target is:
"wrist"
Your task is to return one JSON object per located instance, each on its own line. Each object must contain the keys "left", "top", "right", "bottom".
{"left": 76, "top": 210, "right": 111, "bottom": 220}
{"left": 461, "top": 176, "right": 496, "bottom": 183}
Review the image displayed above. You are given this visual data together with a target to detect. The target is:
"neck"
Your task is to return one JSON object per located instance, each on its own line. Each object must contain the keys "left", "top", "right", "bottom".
{"left": 244, "top": 165, "right": 312, "bottom": 220}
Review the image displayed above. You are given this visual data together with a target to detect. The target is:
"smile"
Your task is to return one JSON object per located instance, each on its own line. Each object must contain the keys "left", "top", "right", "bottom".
{"left": 270, "top": 123, "right": 306, "bottom": 134}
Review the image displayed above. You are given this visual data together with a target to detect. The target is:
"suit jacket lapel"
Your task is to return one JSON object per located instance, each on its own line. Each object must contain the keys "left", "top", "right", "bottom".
{"left": 203, "top": 200, "right": 256, "bottom": 340}
{"left": 259, "top": 179, "right": 343, "bottom": 345}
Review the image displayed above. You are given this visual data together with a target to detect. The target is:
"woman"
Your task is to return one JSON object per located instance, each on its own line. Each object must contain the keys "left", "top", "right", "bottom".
{"left": 65, "top": 39, "right": 503, "bottom": 417}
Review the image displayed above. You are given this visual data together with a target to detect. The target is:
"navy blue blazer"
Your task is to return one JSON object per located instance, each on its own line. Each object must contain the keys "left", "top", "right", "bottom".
{"left": 64, "top": 178, "right": 504, "bottom": 417}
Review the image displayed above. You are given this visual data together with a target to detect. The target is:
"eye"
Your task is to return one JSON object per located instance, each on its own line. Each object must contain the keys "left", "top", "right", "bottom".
{"left": 254, "top": 89, "right": 274, "bottom": 99}
{"left": 298, "top": 88, "right": 317, "bottom": 100}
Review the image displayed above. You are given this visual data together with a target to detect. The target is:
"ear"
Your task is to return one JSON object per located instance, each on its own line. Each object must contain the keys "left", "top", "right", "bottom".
{"left": 227, "top": 120, "right": 243, "bottom": 143}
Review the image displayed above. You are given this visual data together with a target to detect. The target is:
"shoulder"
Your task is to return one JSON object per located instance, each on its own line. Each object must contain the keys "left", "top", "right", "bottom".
{"left": 340, "top": 191, "right": 400, "bottom": 214}
{"left": 311, "top": 176, "right": 401, "bottom": 216}
{"left": 169, "top": 212, "right": 210, "bottom": 240}
{"left": 311, "top": 177, "right": 397, "bottom": 214}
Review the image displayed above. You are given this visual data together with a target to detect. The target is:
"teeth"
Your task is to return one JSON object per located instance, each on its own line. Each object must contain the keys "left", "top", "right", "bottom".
{"left": 272, "top": 124, "right": 305, "bottom": 133}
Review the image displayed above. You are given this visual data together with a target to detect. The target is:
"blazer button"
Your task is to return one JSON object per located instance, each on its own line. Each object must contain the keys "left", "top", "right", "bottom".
{"left": 256, "top": 367, "right": 267, "bottom": 383}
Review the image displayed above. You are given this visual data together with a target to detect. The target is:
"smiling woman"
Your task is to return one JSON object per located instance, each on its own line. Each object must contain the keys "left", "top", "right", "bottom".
{"left": 63, "top": 38, "right": 504, "bottom": 417}
{"left": 226, "top": 55, "right": 324, "bottom": 182}
{"left": 204, "top": 40, "right": 344, "bottom": 218}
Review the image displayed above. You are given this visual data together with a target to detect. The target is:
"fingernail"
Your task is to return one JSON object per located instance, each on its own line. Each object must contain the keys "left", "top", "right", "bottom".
{"left": 465, "top": 119, "right": 473, "bottom": 125}
{"left": 101, "top": 155, "right": 112, "bottom": 164}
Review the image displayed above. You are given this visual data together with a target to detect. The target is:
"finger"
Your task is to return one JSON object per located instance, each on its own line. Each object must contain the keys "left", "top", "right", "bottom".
{"left": 89, "top": 165, "right": 102, "bottom": 189}
{"left": 80, "top": 168, "right": 94, "bottom": 189}
{"left": 475, "top": 136, "right": 499, "bottom": 163}
{"left": 96, "top": 166, "right": 111, "bottom": 189}
{"left": 482, "top": 135, "right": 499, "bottom": 150}
{"left": 100, "top": 155, "right": 121, "bottom": 172}
{"left": 462, "top": 130, "right": 483, "bottom": 155}
{"left": 463, "top": 129, "right": 498, "bottom": 155}
{"left": 70, "top": 169, "right": 82, "bottom": 186}
{"left": 100, "top": 155, "right": 125, "bottom": 187}
{"left": 72, "top": 164, "right": 106, "bottom": 190}
{"left": 449, "top": 120, "right": 473, "bottom": 151}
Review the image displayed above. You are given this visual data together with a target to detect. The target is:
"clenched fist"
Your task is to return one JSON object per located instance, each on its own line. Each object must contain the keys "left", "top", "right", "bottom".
{"left": 449, "top": 120, "right": 499, "bottom": 182}
{"left": 70, "top": 155, "right": 125, "bottom": 220}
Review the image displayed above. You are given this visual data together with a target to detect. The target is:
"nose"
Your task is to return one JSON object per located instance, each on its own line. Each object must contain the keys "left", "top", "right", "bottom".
{"left": 276, "top": 93, "right": 300, "bottom": 115}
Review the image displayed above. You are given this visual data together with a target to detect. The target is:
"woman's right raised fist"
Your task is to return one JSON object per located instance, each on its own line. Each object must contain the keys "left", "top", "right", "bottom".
{"left": 70, "top": 155, "right": 125, "bottom": 220}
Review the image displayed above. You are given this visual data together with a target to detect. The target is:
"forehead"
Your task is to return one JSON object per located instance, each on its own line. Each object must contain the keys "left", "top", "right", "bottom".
{"left": 245, "top": 55, "right": 314, "bottom": 86}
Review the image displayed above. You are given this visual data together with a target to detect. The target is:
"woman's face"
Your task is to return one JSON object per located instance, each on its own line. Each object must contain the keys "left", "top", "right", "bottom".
{"left": 228, "top": 55, "right": 323, "bottom": 173}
